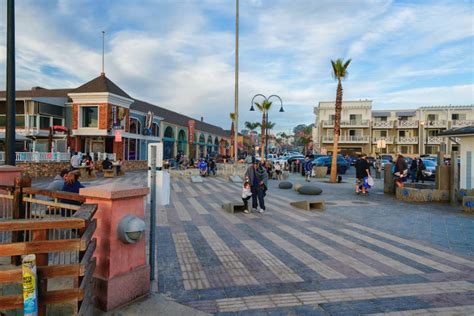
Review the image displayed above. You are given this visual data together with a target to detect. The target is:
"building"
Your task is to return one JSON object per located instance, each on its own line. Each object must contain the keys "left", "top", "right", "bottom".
{"left": 313, "top": 100, "right": 474, "bottom": 157}
{"left": 0, "top": 73, "right": 230, "bottom": 161}
{"left": 438, "top": 126, "right": 474, "bottom": 190}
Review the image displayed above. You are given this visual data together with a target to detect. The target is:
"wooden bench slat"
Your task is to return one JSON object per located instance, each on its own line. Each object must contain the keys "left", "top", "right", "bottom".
{"left": 0, "top": 264, "right": 85, "bottom": 284}
{"left": 22, "top": 187, "right": 86, "bottom": 203}
{"left": 80, "top": 238, "right": 97, "bottom": 267}
{"left": 22, "top": 196, "right": 81, "bottom": 211}
{"left": 73, "top": 204, "right": 98, "bottom": 222}
{"left": 80, "top": 219, "right": 97, "bottom": 250}
{"left": 40, "top": 288, "right": 83, "bottom": 305}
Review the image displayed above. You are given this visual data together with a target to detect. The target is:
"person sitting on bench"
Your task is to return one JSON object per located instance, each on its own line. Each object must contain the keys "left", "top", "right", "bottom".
{"left": 102, "top": 157, "right": 113, "bottom": 170}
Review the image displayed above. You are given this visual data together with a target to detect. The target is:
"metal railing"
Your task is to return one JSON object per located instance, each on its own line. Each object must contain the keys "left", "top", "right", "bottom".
{"left": 451, "top": 120, "right": 474, "bottom": 128}
{"left": 322, "top": 120, "right": 370, "bottom": 127}
{"left": 0, "top": 151, "right": 70, "bottom": 164}
{"left": 397, "top": 120, "right": 419, "bottom": 128}
{"left": 372, "top": 136, "right": 393, "bottom": 144}
{"left": 322, "top": 136, "right": 370, "bottom": 143}
{"left": 372, "top": 121, "right": 394, "bottom": 128}
{"left": 396, "top": 136, "right": 418, "bottom": 144}
{"left": 425, "top": 120, "right": 446, "bottom": 128}
{"left": 426, "top": 136, "right": 444, "bottom": 144}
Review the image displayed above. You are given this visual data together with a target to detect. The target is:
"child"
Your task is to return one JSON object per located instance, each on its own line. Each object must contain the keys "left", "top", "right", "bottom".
{"left": 242, "top": 181, "right": 252, "bottom": 214}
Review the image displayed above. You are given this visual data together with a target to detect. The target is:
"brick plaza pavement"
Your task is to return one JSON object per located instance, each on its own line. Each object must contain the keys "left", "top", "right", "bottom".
{"left": 34, "top": 171, "right": 474, "bottom": 315}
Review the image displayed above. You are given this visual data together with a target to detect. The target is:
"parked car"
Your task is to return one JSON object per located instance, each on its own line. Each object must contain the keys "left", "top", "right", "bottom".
{"left": 421, "top": 159, "right": 437, "bottom": 180}
{"left": 379, "top": 159, "right": 390, "bottom": 170}
{"left": 313, "top": 156, "right": 349, "bottom": 174}
{"left": 380, "top": 154, "right": 393, "bottom": 162}
{"left": 287, "top": 155, "right": 305, "bottom": 165}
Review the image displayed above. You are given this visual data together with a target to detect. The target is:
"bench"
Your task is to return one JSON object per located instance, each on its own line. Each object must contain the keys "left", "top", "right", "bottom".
{"left": 222, "top": 202, "right": 246, "bottom": 214}
{"left": 104, "top": 169, "right": 116, "bottom": 178}
{"left": 290, "top": 200, "right": 325, "bottom": 211}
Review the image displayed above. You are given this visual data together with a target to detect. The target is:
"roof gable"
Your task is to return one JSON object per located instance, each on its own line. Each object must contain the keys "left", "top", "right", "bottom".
{"left": 69, "top": 73, "right": 132, "bottom": 99}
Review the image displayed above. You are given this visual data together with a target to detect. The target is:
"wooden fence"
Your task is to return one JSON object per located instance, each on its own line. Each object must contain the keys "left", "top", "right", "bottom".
{"left": 0, "top": 180, "right": 97, "bottom": 315}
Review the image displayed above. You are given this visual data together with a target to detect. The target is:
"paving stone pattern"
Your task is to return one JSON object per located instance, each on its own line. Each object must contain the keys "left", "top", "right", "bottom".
{"left": 32, "top": 171, "right": 474, "bottom": 315}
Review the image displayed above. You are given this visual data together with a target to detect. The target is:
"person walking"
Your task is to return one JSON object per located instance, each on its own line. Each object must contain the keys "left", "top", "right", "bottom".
{"left": 416, "top": 158, "right": 425, "bottom": 183}
{"left": 393, "top": 154, "right": 408, "bottom": 188}
{"left": 355, "top": 154, "right": 371, "bottom": 195}
{"left": 244, "top": 158, "right": 268, "bottom": 214}
{"left": 409, "top": 158, "right": 418, "bottom": 183}
{"left": 304, "top": 156, "right": 313, "bottom": 182}
{"left": 274, "top": 161, "right": 282, "bottom": 180}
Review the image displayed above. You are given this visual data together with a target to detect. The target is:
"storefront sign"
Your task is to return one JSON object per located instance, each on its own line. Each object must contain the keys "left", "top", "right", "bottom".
{"left": 115, "top": 130, "right": 122, "bottom": 142}
{"left": 188, "top": 120, "right": 195, "bottom": 144}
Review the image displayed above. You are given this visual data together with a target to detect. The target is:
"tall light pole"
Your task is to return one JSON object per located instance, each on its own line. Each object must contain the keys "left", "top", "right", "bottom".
{"left": 5, "top": 0, "right": 16, "bottom": 165}
{"left": 233, "top": 0, "right": 239, "bottom": 161}
{"left": 250, "top": 94, "right": 284, "bottom": 160}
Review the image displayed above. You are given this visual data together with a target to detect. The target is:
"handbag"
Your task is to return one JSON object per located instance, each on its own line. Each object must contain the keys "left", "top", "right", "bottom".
{"left": 367, "top": 176, "right": 374, "bottom": 187}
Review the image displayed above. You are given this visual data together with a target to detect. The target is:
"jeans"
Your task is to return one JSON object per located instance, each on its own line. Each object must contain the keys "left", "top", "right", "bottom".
{"left": 410, "top": 169, "right": 417, "bottom": 182}
{"left": 242, "top": 196, "right": 251, "bottom": 210}
{"left": 251, "top": 185, "right": 265, "bottom": 210}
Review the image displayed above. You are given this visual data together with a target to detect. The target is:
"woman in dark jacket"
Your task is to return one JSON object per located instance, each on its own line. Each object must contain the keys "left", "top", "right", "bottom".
{"left": 61, "top": 171, "right": 85, "bottom": 210}
{"left": 416, "top": 159, "right": 425, "bottom": 183}
{"left": 393, "top": 154, "right": 408, "bottom": 188}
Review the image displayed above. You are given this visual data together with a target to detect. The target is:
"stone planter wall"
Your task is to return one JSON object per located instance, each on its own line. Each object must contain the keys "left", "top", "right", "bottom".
{"left": 396, "top": 187, "right": 449, "bottom": 203}
{"left": 17, "top": 162, "right": 71, "bottom": 178}
{"left": 312, "top": 166, "right": 328, "bottom": 178}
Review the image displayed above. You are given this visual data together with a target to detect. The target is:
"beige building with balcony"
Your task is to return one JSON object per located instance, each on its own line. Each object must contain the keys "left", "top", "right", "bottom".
{"left": 313, "top": 101, "right": 474, "bottom": 157}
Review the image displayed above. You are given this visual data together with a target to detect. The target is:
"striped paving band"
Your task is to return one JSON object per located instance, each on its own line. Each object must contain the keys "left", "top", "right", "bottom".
{"left": 208, "top": 280, "right": 474, "bottom": 312}
{"left": 369, "top": 305, "right": 474, "bottom": 315}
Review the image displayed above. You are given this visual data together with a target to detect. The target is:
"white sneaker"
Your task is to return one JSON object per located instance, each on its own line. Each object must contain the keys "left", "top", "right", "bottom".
{"left": 244, "top": 209, "right": 250, "bottom": 214}
{"left": 258, "top": 208, "right": 265, "bottom": 214}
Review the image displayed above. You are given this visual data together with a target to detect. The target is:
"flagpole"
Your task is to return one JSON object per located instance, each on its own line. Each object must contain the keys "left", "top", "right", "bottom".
{"left": 233, "top": 0, "right": 239, "bottom": 161}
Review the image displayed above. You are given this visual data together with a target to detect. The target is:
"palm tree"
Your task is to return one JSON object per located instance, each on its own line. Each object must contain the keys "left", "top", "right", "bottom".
{"left": 244, "top": 121, "right": 260, "bottom": 147}
{"left": 254, "top": 100, "right": 273, "bottom": 159}
{"left": 299, "top": 125, "right": 313, "bottom": 155}
{"left": 329, "top": 58, "right": 351, "bottom": 183}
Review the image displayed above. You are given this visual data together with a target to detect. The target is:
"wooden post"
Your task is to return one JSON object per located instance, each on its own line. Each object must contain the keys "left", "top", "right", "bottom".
{"left": 450, "top": 151, "right": 459, "bottom": 205}
{"left": 32, "top": 229, "right": 48, "bottom": 316}
{"left": 12, "top": 175, "right": 31, "bottom": 265}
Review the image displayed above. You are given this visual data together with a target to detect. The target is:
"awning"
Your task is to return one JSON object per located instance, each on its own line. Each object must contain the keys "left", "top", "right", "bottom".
{"left": 0, "top": 133, "right": 30, "bottom": 141}
{"left": 438, "top": 126, "right": 474, "bottom": 137}
{"left": 372, "top": 111, "right": 390, "bottom": 117}
{"left": 396, "top": 111, "right": 416, "bottom": 117}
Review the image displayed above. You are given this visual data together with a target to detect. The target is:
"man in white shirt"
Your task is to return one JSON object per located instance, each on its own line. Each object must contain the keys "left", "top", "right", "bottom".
{"left": 70, "top": 152, "right": 81, "bottom": 169}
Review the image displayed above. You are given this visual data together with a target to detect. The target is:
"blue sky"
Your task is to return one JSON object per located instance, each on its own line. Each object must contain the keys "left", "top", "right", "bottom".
{"left": 0, "top": 0, "right": 472, "bottom": 133}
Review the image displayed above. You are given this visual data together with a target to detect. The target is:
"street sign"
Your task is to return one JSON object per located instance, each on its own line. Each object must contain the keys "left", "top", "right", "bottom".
{"left": 115, "top": 130, "right": 122, "bottom": 142}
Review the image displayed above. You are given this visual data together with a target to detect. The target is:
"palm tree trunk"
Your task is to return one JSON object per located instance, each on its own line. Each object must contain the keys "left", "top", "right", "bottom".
{"left": 330, "top": 80, "right": 343, "bottom": 182}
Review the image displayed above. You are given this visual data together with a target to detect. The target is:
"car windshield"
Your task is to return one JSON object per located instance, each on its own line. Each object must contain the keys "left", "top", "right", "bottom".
{"left": 422, "top": 160, "right": 436, "bottom": 167}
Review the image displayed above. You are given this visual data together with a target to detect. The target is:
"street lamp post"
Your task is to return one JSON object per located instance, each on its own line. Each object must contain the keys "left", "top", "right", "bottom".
{"left": 250, "top": 94, "right": 284, "bottom": 161}
{"left": 5, "top": 0, "right": 16, "bottom": 165}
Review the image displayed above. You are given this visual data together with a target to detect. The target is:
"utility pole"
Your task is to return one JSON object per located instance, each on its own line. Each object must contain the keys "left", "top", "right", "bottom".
{"left": 233, "top": 0, "right": 239, "bottom": 161}
{"left": 5, "top": 0, "right": 16, "bottom": 165}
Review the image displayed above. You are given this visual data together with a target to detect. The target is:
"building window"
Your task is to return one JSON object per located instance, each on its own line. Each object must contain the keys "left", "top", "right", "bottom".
{"left": 380, "top": 130, "right": 387, "bottom": 137}
{"left": 349, "top": 114, "right": 362, "bottom": 124}
{"left": 81, "top": 106, "right": 98, "bottom": 128}
{"left": 40, "top": 116, "right": 50, "bottom": 129}
{"left": 53, "top": 118, "right": 63, "bottom": 126}
{"left": 452, "top": 145, "right": 459, "bottom": 152}
{"left": 152, "top": 123, "right": 159, "bottom": 137}
{"left": 427, "top": 114, "right": 437, "bottom": 121}
{"left": 329, "top": 115, "right": 335, "bottom": 123}
{"left": 399, "top": 131, "right": 406, "bottom": 137}
{"left": 129, "top": 118, "right": 141, "bottom": 134}
{"left": 452, "top": 113, "right": 466, "bottom": 120}
{"left": 15, "top": 115, "right": 25, "bottom": 128}
{"left": 29, "top": 115, "right": 37, "bottom": 128}
{"left": 400, "top": 146, "right": 410, "bottom": 154}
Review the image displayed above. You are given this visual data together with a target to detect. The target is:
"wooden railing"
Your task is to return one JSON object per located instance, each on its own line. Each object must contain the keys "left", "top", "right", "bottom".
{"left": 0, "top": 181, "right": 97, "bottom": 315}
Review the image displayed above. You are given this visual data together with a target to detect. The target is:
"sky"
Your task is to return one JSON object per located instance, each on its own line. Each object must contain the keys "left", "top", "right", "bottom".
{"left": 0, "top": 0, "right": 473, "bottom": 133}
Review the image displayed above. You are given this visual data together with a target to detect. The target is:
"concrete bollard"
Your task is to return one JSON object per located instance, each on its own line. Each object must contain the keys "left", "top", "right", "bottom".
{"left": 384, "top": 163, "right": 395, "bottom": 194}
{"left": 80, "top": 184, "right": 150, "bottom": 311}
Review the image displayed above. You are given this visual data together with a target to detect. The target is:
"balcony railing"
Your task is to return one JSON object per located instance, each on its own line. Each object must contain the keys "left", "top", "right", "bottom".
{"left": 322, "top": 120, "right": 370, "bottom": 128}
{"left": 396, "top": 136, "right": 418, "bottom": 144}
{"left": 372, "top": 136, "right": 393, "bottom": 144}
{"left": 397, "top": 120, "right": 419, "bottom": 128}
{"left": 426, "top": 136, "right": 444, "bottom": 144}
{"left": 425, "top": 120, "right": 446, "bottom": 128}
{"left": 322, "top": 136, "right": 369, "bottom": 143}
{"left": 452, "top": 120, "right": 474, "bottom": 128}
{"left": 372, "top": 121, "right": 394, "bottom": 128}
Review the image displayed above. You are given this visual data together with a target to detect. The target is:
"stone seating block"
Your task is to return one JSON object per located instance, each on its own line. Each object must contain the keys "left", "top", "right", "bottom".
{"left": 290, "top": 200, "right": 325, "bottom": 211}
{"left": 230, "top": 175, "right": 243, "bottom": 183}
{"left": 282, "top": 171, "right": 289, "bottom": 180}
{"left": 191, "top": 176, "right": 204, "bottom": 183}
{"left": 222, "top": 202, "right": 246, "bottom": 214}
{"left": 463, "top": 196, "right": 474, "bottom": 213}
{"left": 293, "top": 183, "right": 303, "bottom": 191}
{"left": 104, "top": 169, "right": 115, "bottom": 178}
{"left": 278, "top": 181, "right": 293, "bottom": 189}
{"left": 297, "top": 185, "right": 323, "bottom": 195}
{"left": 313, "top": 166, "right": 328, "bottom": 178}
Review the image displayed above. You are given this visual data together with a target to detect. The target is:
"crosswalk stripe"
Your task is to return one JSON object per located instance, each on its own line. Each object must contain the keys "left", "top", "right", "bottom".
{"left": 307, "top": 226, "right": 423, "bottom": 274}
{"left": 262, "top": 232, "right": 345, "bottom": 279}
{"left": 340, "top": 228, "right": 459, "bottom": 273}
{"left": 278, "top": 224, "right": 384, "bottom": 277}
{"left": 198, "top": 226, "right": 258, "bottom": 286}
{"left": 347, "top": 222, "right": 474, "bottom": 269}
{"left": 240, "top": 239, "right": 303, "bottom": 283}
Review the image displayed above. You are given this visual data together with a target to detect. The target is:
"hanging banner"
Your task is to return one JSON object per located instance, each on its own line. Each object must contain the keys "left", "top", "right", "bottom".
{"left": 22, "top": 254, "right": 38, "bottom": 316}
{"left": 188, "top": 120, "right": 195, "bottom": 144}
{"left": 115, "top": 130, "right": 122, "bottom": 142}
